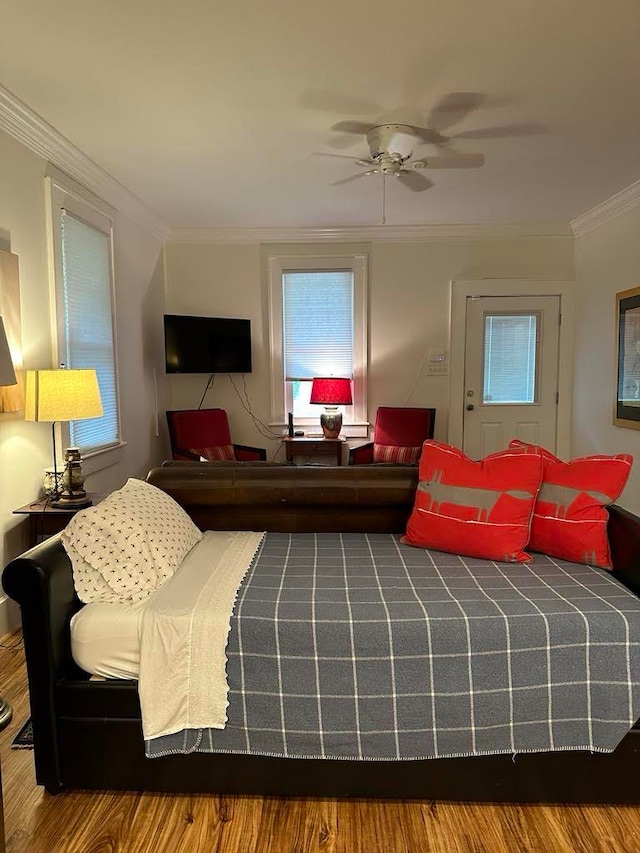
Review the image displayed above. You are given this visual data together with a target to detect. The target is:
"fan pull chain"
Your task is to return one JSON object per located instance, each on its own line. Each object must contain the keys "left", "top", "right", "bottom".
{"left": 381, "top": 174, "right": 386, "bottom": 225}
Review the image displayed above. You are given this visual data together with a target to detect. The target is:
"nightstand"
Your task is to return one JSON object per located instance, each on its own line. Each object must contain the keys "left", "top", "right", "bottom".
{"left": 281, "top": 435, "right": 345, "bottom": 466}
{"left": 13, "top": 495, "right": 103, "bottom": 549}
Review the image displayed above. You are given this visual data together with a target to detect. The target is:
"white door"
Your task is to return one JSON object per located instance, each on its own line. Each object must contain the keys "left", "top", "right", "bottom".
{"left": 463, "top": 295, "right": 560, "bottom": 459}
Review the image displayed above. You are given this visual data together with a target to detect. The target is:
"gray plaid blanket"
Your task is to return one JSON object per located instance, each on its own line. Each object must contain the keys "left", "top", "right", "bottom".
{"left": 146, "top": 532, "right": 640, "bottom": 760}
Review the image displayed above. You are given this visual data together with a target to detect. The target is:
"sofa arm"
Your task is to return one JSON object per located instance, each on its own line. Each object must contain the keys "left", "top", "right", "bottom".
{"left": 349, "top": 442, "right": 374, "bottom": 465}
{"left": 2, "top": 536, "right": 84, "bottom": 792}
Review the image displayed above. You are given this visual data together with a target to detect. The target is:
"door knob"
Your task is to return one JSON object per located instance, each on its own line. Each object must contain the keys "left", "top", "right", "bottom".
{"left": 466, "top": 404, "right": 474, "bottom": 411}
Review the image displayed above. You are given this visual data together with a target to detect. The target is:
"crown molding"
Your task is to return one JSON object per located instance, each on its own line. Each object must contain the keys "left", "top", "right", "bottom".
{"left": 169, "top": 222, "right": 572, "bottom": 245}
{"left": 0, "top": 85, "right": 170, "bottom": 241}
{"left": 570, "top": 179, "right": 640, "bottom": 237}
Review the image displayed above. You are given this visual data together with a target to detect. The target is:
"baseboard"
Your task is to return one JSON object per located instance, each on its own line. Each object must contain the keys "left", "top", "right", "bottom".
{"left": 0, "top": 594, "right": 20, "bottom": 640}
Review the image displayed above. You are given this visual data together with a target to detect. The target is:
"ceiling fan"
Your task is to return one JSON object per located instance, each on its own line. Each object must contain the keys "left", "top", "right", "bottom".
{"left": 305, "top": 90, "right": 547, "bottom": 151}
{"left": 314, "top": 122, "right": 486, "bottom": 192}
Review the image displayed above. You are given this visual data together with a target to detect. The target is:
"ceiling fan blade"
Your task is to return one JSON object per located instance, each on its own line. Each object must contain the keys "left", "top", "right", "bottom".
{"left": 427, "top": 92, "right": 486, "bottom": 132}
{"left": 313, "top": 152, "right": 377, "bottom": 168}
{"left": 452, "top": 122, "right": 547, "bottom": 140}
{"left": 396, "top": 171, "right": 434, "bottom": 193}
{"left": 327, "top": 132, "right": 368, "bottom": 150}
{"left": 300, "top": 90, "right": 383, "bottom": 115}
{"left": 330, "top": 172, "right": 371, "bottom": 186}
{"left": 421, "top": 153, "right": 486, "bottom": 169}
{"left": 330, "top": 120, "right": 376, "bottom": 135}
{"left": 409, "top": 125, "right": 449, "bottom": 146}
{"left": 313, "top": 151, "right": 353, "bottom": 159}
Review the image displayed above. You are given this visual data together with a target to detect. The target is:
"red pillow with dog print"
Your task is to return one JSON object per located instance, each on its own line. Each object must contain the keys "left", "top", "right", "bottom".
{"left": 403, "top": 441, "right": 543, "bottom": 562}
{"left": 508, "top": 441, "right": 632, "bottom": 568}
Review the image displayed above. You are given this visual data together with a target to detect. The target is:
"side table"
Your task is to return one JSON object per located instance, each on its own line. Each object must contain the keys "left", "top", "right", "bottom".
{"left": 282, "top": 436, "right": 345, "bottom": 466}
{"left": 13, "top": 494, "right": 103, "bottom": 549}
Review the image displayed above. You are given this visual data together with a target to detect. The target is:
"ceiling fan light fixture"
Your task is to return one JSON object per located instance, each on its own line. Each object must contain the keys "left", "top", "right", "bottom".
{"left": 366, "top": 124, "right": 416, "bottom": 160}
{"left": 411, "top": 160, "right": 429, "bottom": 169}
{"left": 373, "top": 151, "right": 411, "bottom": 175}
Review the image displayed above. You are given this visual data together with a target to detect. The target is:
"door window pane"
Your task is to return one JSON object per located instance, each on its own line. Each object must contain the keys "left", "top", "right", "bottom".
{"left": 483, "top": 314, "right": 538, "bottom": 404}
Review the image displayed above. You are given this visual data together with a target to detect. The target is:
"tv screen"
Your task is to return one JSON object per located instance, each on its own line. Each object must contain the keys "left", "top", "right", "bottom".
{"left": 164, "top": 314, "right": 252, "bottom": 374}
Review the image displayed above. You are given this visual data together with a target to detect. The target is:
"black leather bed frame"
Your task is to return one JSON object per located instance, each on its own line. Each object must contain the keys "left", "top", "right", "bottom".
{"left": 4, "top": 462, "right": 640, "bottom": 801}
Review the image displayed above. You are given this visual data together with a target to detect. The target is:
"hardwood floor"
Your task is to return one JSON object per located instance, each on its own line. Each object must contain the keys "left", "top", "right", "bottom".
{"left": 1, "top": 632, "right": 640, "bottom": 853}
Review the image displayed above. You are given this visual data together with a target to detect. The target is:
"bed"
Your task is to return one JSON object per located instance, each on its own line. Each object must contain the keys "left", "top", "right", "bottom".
{"left": 4, "top": 461, "right": 640, "bottom": 802}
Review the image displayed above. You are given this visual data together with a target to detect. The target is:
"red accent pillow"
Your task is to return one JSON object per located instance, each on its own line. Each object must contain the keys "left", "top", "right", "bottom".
{"left": 403, "top": 441, "right": 543, "bottom": 563}
{"left": 508, "top": 441, "right": 633, "bottom": 568}
{"left": 191, "top": 445, "right": 235, "bottom": 462}
{"left": 373, "top": 443, "right": 421, "bottom": 464}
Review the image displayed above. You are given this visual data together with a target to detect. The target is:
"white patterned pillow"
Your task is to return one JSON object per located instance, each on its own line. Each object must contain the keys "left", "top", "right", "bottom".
{"left": 62, "top": 478, "right": 203, "bottom": 604}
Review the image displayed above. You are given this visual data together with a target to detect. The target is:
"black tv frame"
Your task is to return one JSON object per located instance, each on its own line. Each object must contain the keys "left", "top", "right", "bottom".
{"left": 164, "top": 314, "right": 252, "bottom": 375}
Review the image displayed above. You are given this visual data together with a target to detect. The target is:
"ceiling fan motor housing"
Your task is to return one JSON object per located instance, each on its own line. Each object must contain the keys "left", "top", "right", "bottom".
{"left": 366, "top": 124, "right": 416, "bottom": 162}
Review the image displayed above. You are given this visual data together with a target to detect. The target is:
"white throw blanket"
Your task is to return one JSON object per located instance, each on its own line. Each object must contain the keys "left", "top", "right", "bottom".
{"left": 138, "top": 530, "right": 264, "bottom": 742}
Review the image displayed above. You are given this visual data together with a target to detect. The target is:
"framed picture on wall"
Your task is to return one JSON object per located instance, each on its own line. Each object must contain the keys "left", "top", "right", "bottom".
{"left": 614, "top": 285, "right": 640, "bottom": 429}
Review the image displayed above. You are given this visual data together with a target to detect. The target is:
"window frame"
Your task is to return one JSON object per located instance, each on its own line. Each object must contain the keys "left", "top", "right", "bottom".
{"left": 45, "top": 172, "right": 123, "bottom": 472}
{"left": 267, "top": 254, "right": 368, "bottom": 436}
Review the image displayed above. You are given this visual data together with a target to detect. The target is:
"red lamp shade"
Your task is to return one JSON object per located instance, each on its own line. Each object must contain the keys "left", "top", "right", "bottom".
{"left": 310, "top": 377, "right": 352, "bottom": 440}
{"left": 310, "top": 377, "right": 353, "bottom": 406}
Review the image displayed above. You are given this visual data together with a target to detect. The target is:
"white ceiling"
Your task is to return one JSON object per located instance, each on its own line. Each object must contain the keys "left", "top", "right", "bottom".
{"left": 1, "top": 0, "right": 639, "bottom": 231}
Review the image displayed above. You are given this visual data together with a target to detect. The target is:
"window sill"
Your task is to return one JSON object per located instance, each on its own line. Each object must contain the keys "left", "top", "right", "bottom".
{"left": 81, "top": 441, "right": 127, "bottom": 475}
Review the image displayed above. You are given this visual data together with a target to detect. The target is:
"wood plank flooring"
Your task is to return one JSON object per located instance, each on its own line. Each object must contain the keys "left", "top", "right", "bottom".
{"left": 2, "top": 631, "right": 640, "bottom": 853}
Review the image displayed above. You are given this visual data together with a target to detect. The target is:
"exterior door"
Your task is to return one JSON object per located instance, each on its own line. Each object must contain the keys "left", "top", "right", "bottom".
{"left": 463, "top": 295, "right": 560, "bottom": 459}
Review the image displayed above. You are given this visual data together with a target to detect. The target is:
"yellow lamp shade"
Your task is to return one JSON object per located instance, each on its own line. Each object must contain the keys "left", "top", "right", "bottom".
{"left": 24, "top": 369, "right": 103, "bottom": 423}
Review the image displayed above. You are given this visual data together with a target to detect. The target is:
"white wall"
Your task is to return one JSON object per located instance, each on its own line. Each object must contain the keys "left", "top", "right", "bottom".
{"left": 0, "top": 129, "right": 166, "bottom": 634}
{"left": 573, "top": 207, "right": 640, "bottom": 514}
{"left": 164, "top": 235, "right": 575, "bottom": 459}
{"left": 163, "top": 242, "right": 270, "bottom": 453}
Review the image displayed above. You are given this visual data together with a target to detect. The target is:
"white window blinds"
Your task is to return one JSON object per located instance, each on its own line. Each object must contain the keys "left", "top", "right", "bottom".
{"left": 283, "top": 270, "right": 354, "bottom": 379}
{"left": 60, "top": 210, "right": 119, "bottom": 451}
{"left": 483, "top": 313, "right": 538, "bottom": 404}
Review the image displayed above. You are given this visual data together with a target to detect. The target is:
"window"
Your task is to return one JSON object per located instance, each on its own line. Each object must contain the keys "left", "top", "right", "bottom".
{"left": 47, "top": 175, "right": 121, "bottom": 457}
{"left": 268, "top": 254, "right": 367, "bottom": 433}
{"left": 483, "top": 313, "right": 539, "bottom": 404}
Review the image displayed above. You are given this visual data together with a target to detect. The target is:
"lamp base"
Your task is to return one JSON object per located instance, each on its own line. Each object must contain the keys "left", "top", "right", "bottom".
{"left": 51, "top": 493, "right": 93, "bottom": 510}
{"left": 320, "top": 408, "right": 343, "bottom": 439}
{"left": 52, "top": 447, "right": 91, "bottom": 509}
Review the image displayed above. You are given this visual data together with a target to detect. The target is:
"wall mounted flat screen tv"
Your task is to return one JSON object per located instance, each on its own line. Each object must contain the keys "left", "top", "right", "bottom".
{"left": 164, "top": 314, "right": 252, "bottom": 374}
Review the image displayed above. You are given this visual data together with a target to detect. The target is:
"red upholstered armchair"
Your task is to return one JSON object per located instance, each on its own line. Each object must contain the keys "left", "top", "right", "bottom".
{"left": 166, "top": 409, "right": 267, "bottom": 462}
{"left": 349, "top": 406, "right": 436, "bottom": 465}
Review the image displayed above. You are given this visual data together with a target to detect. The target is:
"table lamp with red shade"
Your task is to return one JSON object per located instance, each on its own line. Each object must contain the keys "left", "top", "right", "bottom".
{"left": 310, "top": 376, "right": 352, "bottom": 439}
